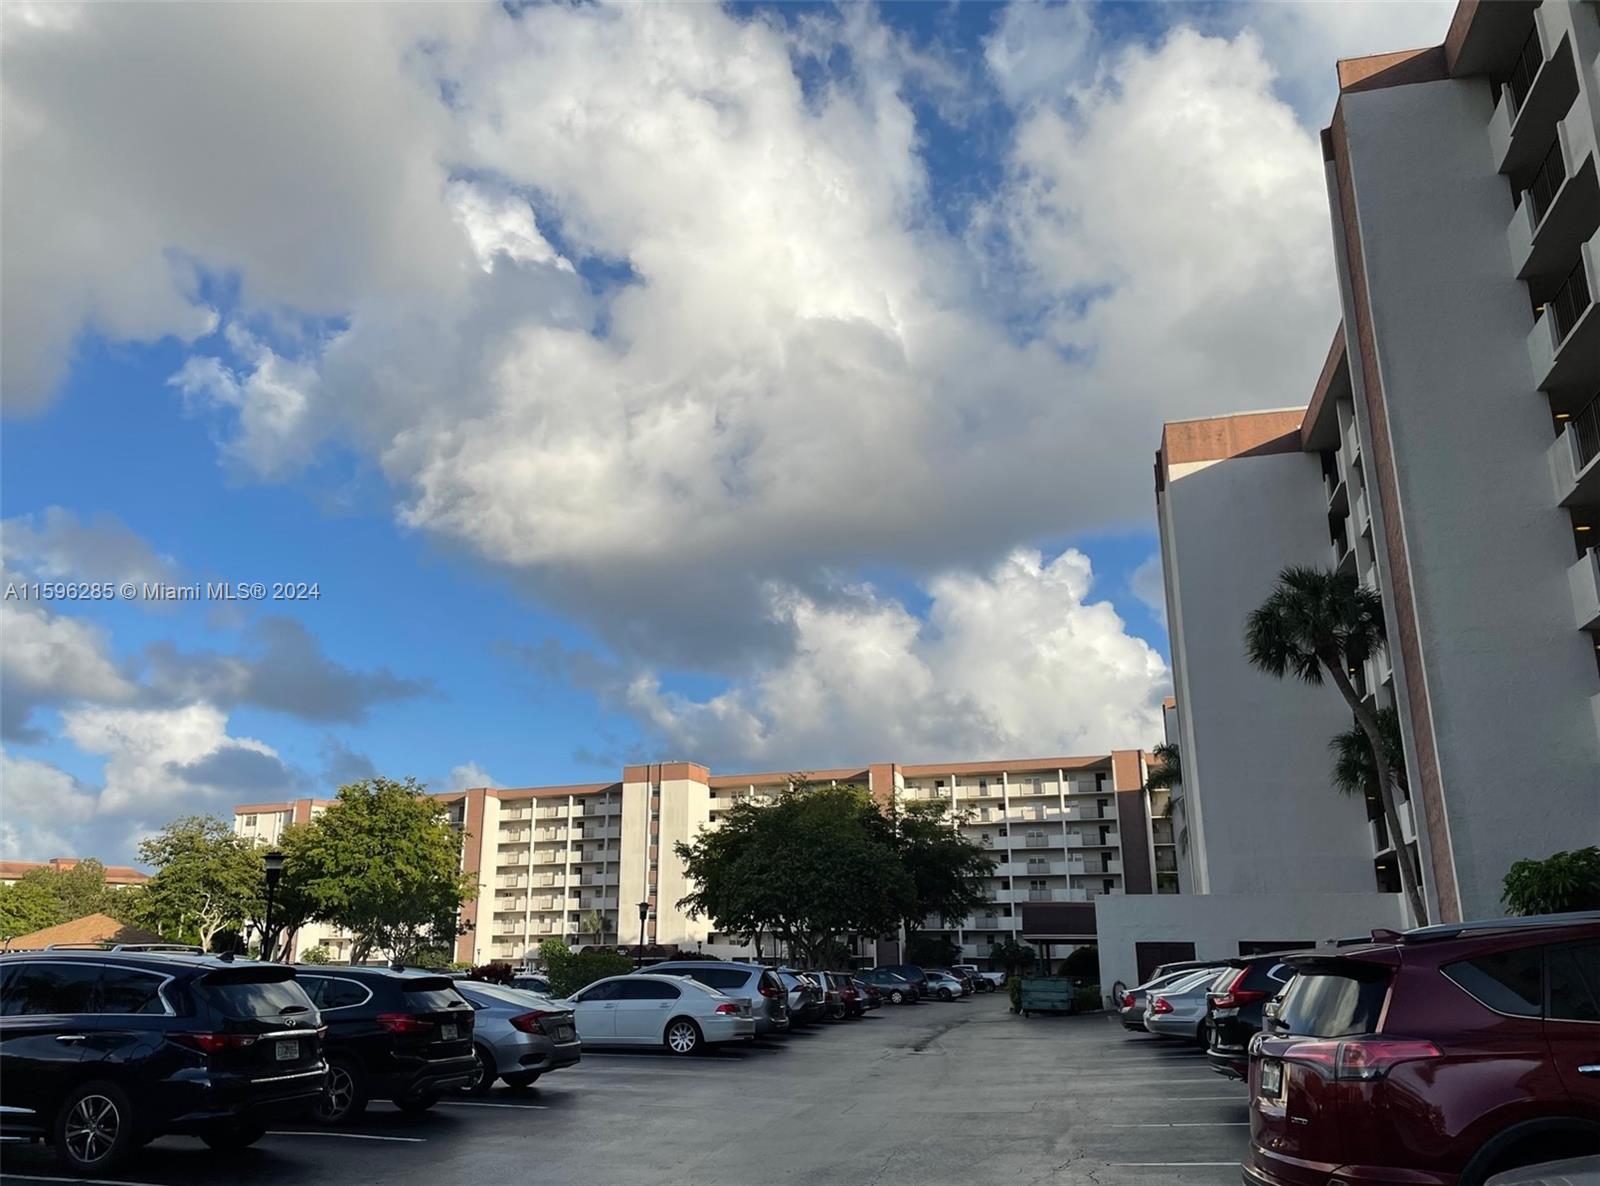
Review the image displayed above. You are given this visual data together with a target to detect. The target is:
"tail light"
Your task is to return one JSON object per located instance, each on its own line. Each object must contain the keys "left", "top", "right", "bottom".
{"left": 376, "top": 1012, "right": 432, "bottom": 1034}
{"left": 1120, "top": 992, "right": 1134, "bottom": 1008}
{"left": 1286, "top": 1038, "right": 1441, "bottom": 1080}
{"left": 714, "top": 1002, "right": 740, "bottom": 1015}
{"left": 1149, "top": 996, "right": 1174, "bottom": 1015}
{"left": 171, "top": 1033, "right": 258, "bottom": 1054}
{"left": 759, "top": 982, "right": 781, "bottom": 998}
{"left": 510, "top": 1010, "right": 561, "bottom": 1035}
{"left": 1210, "top": 968, "right": 1268, "bottom": 1010}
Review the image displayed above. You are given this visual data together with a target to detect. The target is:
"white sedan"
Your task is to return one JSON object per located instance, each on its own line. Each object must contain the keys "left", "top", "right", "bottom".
{"left": 560, "top": 973, "right": 756, "bottom": 1055}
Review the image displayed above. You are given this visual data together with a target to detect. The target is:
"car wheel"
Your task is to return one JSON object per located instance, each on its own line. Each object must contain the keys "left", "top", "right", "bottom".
{"left": 311, "top": 1057, "right": 368, "bottom": 1125}
{"left": 938, "top": 988, "right": 952, "bottom": 1001}
{"left": 500, "top": 1072, "right": 540, "bottom": 1089}
{"left": 464, "top": 1044, "right": 497, "bottom": 1095}
{"left": 889, "top": 990, "right": 905, "bottom": 1004}
{"left": 53, "top": 1081, "right": 137, "bottom": 1174}
{"left": 1197, "top": 1022, "right": 1213, "bottom": 1050}
{"left": 200, "top": 1121, "right": 268, "bottom": 1151}
{"left": 395, "top": 1093, "right": 439, "bottom": 1115}
{"left": 665, "top": 1017, "right": 703, "bottom": 1055}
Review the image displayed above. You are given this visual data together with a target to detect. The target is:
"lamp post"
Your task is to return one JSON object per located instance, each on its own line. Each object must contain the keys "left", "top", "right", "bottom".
{"left": 636, "top": 900, "right": 649, "bottom": 969}
{"left": 262, "top": 851, "right": 285, "bottom": 961}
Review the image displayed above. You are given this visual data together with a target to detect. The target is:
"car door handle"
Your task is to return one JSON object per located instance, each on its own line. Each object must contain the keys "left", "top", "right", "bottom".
{"left": 55, "top": 1035, "right": 86, "bottom": 1043}
{"left": 1579, "top": 1065, "right": 1600, "bottom": 1076}
{"left": 601, "top": 1003, "right": 615, "bottom": 1009}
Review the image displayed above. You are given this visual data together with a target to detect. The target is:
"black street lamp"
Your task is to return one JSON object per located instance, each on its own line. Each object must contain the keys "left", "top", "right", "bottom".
{"left": 262, "top": 851, "right": 285, "bottom": 961}
{"left": 636, "top": 900, "right": 650, "bottom": 969}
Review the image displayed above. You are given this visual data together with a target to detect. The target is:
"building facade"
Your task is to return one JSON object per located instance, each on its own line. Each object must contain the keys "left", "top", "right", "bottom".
{"left": 0, "top": 858, "right": 149, "bottom": 889}
{"left": 1155, "top": 0, "right": 1600, "bottom": 927}
{"left": 234, "top": 750, "right": 1170, "bottom": 965}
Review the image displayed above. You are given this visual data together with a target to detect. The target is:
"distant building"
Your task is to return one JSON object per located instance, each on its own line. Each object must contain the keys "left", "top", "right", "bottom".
{"left": 5, "top": 913, "right": 164, "bottom": 951}
{"left": 0, "top": 858, "right": 149, "bottom": 888}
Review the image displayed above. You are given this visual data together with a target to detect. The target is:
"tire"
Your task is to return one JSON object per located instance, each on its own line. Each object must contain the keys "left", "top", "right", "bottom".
{"left": 938, "top": 988, "right": 953, "bottom": 1002}
{"left": 889, "top": 990, "right": 905, "bottom": 1005}
{"left": 1197, "top": 1022, "right": 1213, "bottom": 1050}
{"left": 200, "top": 1121, "right": 268, "bottom": 1151}
{"left": 53, "top": 1081, "right": 137, "bottom": 1174}
{"left": 395, "top": 1093, "right": 439, "bottom": 1115}
{"left": 464, "top": 1044, "right": 497, "bottom": 1095}
{"left": 500, "top": 1072, "right": 541, "bottom": 1089}
{"left": 311, "top": 1057, "right": 368, "bottom": 1125}
{"left": 664, "top": 1017, "right": 703, "bottom": 1055}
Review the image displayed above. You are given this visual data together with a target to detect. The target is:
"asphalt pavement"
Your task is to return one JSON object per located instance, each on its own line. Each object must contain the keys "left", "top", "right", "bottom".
{"left": 0, "top": 995, "right": 1249, "bottom": 1186}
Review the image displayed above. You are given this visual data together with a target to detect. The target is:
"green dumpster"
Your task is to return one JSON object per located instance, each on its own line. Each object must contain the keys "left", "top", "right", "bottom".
{"left": 1019, "top": 976, "right": 1079, "bottom": 1016}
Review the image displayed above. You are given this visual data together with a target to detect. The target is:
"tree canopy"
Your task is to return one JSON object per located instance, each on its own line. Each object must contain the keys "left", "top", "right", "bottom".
{"left": 1502, "top": 847, "right": 1600, "bottom": 915}
{"left": 0, "top": 859, "right": 132, "bottom": 937}
{"left": 133, "top": 817, "right": 263, "bottom": 950}
{"left": 895, "top": 800, "right": 995, "bottom": 938}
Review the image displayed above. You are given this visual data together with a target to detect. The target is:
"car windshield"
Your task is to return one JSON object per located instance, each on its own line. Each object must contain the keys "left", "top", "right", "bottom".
{"left": 197, "top": 967, "right": 315, "bottom": 1018}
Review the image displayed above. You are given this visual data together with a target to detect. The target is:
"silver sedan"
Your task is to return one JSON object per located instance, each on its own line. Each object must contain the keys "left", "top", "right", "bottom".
{"left": 453, "top": 980, "right": 581, "bottom": 1092}
{"left": 561, "top": 974, "right": 755, "bottom": 1055}
{"left": 1144, "top": 968, "right": 1229, "bottom": 1045}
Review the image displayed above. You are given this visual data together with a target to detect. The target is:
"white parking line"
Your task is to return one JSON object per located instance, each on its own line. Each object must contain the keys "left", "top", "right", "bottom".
{"left": 1, "top": 1175, "right": 169, "bottom": 1186}
{"left": 1109, "top": 1122, "right": 1250, "bottom": 1128}
{"left": 436, "top": 1100, "right": 549, "bottom": 1110}
{"left": 265, "top": 1130, "right": 426, "bottom": 1142}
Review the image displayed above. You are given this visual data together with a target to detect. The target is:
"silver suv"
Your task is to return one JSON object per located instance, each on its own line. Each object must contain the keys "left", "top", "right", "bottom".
{"left": 649, "top": 961, "right": 789, "bottom": 1037}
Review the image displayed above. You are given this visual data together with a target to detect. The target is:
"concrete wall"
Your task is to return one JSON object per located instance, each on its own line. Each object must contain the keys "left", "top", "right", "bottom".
{"left": 1093, "top": 892, "right": 1407, "bottom": 996}
{"left": 1159, "top": 451, "right": 1379, "bottom": 897}
{"left": 655, "top": 772, "right": 712, "bottom": 947}
{"left": 1341, "top": 79, "right": 1600, "bottom": 918}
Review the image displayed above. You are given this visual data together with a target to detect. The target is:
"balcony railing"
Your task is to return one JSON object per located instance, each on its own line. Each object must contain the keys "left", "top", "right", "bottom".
{"left": 1573, "top": 394, "right": 1600, "bottom": 472}
{"left": 1526, "top": 139, "right": 1566, "bottom": 226}
{"left": 1551, "top": 258, "right": 1593, "bottom": 344}
{"left": 1506, "top": 25, "right": 1543, "bottom": 116}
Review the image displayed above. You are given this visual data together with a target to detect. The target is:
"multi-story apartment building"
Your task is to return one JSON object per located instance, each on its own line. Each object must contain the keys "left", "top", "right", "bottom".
{"left": 233, "top": 751, "right": 1169, "bottom": 966}
{"left": 0, "top": 858, "right": 149, "bottom": 889}
{"left": 1155, "top": 0, "right": 1600, "bottom": 927}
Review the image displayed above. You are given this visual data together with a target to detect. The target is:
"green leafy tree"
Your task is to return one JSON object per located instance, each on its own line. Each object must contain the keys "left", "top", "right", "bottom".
{"left": 299, "top": 945, "right": 333, "bottom": 964}
{"left": 293, "top": 777, "right": 477, "bottom": 964}
{"left": 1502, "top": 848, "right": 1600, "bottom": 916}
{"left": 134, "top": 816, "right": 263, "bottom": 950}
{"left": 1245, "top": 565, "right": 1427, "bottom": 925}
{"left": 678, "top": 781, "right": 914, "bottom": 968}
{"left": 987, "top": 937, "right": 1037, "bottom": 977}
{"left": 241, "top": 824, "right": 320, "bottom": 961}
{"left": 1058, "top": 944, "right": 1098, "bottom": 978}
{"left": 905, "top": 932, "right": 959, "bottom": 968}
{"left": 537, "top": 938, "right": 631, "bottom": 998}
{"left": 894, "top": 800, "right": 995, "bottom": 946}
{"left": 0, "top": 877, "right": 69, "bottom": 937}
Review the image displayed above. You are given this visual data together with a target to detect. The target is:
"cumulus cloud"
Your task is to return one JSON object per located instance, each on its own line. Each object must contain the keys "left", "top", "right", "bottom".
{"left": 445, "top": 761, "right": 500, "bottom": 792}
{"left": 0, "top": 750, "right": 98, "bottom": 845}
{"left": 0, "top": 600, "right": 136, "bottom": 741}
{"left": 1130, "top": 553, "right": 1167, "bottom": 627}
{"left": 2, "top": 507, "right": 180, "bottom": 589}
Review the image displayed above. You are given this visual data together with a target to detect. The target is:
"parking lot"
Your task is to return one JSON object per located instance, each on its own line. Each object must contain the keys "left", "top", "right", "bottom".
{"left": 0, "top": 996, "right": 1249, "bottom": 1186}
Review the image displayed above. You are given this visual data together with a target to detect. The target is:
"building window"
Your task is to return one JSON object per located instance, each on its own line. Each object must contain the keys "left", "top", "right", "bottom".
{"left": 243, "top": 814, "right": 257, "bottom": 827}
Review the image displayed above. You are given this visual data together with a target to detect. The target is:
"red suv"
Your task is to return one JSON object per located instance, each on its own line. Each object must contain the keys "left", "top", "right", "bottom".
{"left": 1244, "top": 912, "right": 1600, "bottom": 1186}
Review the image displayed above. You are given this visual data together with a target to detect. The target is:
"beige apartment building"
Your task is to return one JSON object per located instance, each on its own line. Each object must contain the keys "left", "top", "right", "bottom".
{"left": 1156, "top": 0, "right": 1600, "bottom": 929}
{"left": 233, "top": 751, "right": 1174, "bottom": 966}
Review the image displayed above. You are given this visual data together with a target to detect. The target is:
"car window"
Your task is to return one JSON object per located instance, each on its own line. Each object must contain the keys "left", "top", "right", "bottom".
{"left": 1, "top": 962, "right": 101, "bottom": 1015}
{"left": 404, "top": 987, "right": 465, "bottom": 1011}
{"left": 680, "top": 968, "right": 745, "bottom": 990}
{"left": 1275, "top": 968, "right": 1388, "bottom": 1037}
{"left": 302, "top": 976, "right": 369, "bottom": 1010}
{"left": 574, "top": 980, "right": 621, "bottom": 1002}
{"left": 1546, "top": 941, "right": 1600, "bottom": 1023}
{"left": 617, "top": 979, "right": 680, "bottom": 1001}
{"left": 198, "top": 970, "right": 315, "bottom": 1019}
{"left": 96, "top": 966, "right": 168, "bottom": 1015}
{"left": 1443, "top": 947, "right": 1543, "bottom": 1017}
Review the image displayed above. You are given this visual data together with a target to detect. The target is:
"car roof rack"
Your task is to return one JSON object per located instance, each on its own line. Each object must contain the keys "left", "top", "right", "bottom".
{"left": 1394, "top": 910, "right": 1600, "bottom": 944}
{"left": 42, "top": 942, "right": 207, "bottom": 954}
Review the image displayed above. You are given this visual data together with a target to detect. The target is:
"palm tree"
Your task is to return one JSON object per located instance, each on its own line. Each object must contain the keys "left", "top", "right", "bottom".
{"left": 1143, "top": 741, "right": 1189, "bottom": 855}
{"left": 578, "top": 909, "right": 605, "bottom": 946}
{"left": 1245, "top": 565, "right": 1428, "bottom": 925}
{"left": 1328, "top": 706, "right": 1407, "bottom": 800}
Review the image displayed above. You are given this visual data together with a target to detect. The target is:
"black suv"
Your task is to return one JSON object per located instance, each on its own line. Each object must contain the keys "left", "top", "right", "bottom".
{"left": 0, "top": 948, "right": 326, "bottom": 1174}
{"left": 1204, "top": 952, "right": 1298, "bottom": 1079}
{"left": 293, "top": 965, "right": 475, "bottom": 1123}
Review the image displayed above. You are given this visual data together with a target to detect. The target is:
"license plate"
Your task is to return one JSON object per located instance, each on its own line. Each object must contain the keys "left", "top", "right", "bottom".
{"left": 275, "top": 1040, "right": 298, "bottom": 1062}
{"left": 556, "top": 1025, "right": 574, "bottom": 1042}
{"left": 1260, "top": 1059, "right": 1283, "bottom": 1098}
{"left": 440, "top": 1024, "right": 458, "bottom": 1041}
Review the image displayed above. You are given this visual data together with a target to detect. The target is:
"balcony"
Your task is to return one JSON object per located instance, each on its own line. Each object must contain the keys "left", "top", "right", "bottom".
{"left": 534, "top": 828, "right": 567, "bottom": 842}
{"left": 1063, "top": 806, "right": 1113, "bottom": 822}
{"left": 499, "top": 831, "right": 530, "bottom": 844}
{"left": 1067, "top": 856, "right": 1122, "bottom": 876}
{"left": 535, "top": 805, "right": 568, "bottom": 819}
{"left": 1528, "top": 233, "right": 1599, "bottom": 395}
{"left": 1064, "top": 830, "right": 1118, "bottom": 848}
{"left": 579, "top": 896, "right": 619, "bottom": 910}
{"left": 1510, "top": 105, "right": 1599, "bottom": 282}
{"left": 1489, "top": 23, "right": 1578, "bottom": 176}
{"left": 497, "top": 853, "right": 528, "bottom": 867}
{"left": 971, "top": 917, "right": 1001, "bottom": 931}
{"left": 1550, "top": 395, "right": 1600, "bottom": 507}
{"left": 1569, "top": 548, "right": 1600, "bottom": 631}
{"left": 574, "top": 826, "right": 621, "bottom": 841}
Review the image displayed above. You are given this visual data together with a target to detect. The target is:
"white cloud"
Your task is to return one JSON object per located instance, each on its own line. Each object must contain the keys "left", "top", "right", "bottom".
{"left": 0, "top": 750, "right": 98, "bottom": 861}
{"left": 0, "top": 599, "right": 137, "bottom": 740}
{"left": 1131, "top": 553, "right": 1167, "bottom": 627}
{"left": 2, "top": 507, "right": 179, "bottom": 589}
{"left": 626, "top": 548, "right": 1170, "bottom": 767}
{"left": 445, "top": 761, "right": 500, "bottom": 792}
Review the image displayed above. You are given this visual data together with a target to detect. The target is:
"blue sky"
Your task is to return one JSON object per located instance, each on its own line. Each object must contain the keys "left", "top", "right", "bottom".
{"left": 0, "top": 0, "right": 1452, "bottom": 863}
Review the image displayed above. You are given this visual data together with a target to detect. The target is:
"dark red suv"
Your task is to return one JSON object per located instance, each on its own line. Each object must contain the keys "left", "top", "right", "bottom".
{"left": 1244, "top": 912, "right": 1600, "bottom": 1186}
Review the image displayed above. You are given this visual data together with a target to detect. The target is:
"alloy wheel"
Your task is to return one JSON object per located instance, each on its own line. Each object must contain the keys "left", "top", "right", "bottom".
{"left": 324, "top": 1064, "right": 355, "bottom": 1119}
{"left": 64, "top": 1093, "right": 120, "bottom": 1165}
{"left": 666, "top": 1020, "right": 699, "bottom": 1054}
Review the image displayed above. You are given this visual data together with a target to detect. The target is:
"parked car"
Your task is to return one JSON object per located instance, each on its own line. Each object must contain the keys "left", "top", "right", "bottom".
{"left": 1146, "top": 967, "right": 1231, "bottom": 1045}
{"left": 0, "top": 949, "right": 327, "bottom": 1173}
{"left": 1205, "top": 952, "right": 1299, "bottom": 1078}
{"left": 511, "top": 972, "right": 551, "bottom": 994}
{"left": 923, "top": 970, "right": 969, "bottom": 1001}
{"left": 952, "top": 964, "right": 997, "bottom": 992}
{"left": 927, "top": 966, "right": 977, "bottom": 994}
{"left": 1244, "top": 913, "right": 1600, "bottom": 1186}
{"left": 851, "top": 977, "right": 882, "bottom": 1009}
{"left": 1120, "top": 966, "right": 1225, "bottom": 1032}
{"left": 293, "top": 964, "right": 476, "bottom": 1123}
{"left": 827, "top": 973, "right": 865, "bottom": 1018}
{"left": 855, "top": 968, "right": 918, "bottom": 1004}
{"left": 561, "top": 973, "right": 755, "bottom": 1054}
{"left": 777, "top": 969, "right": 826, "bottom": 1024}
{"left": 874, "top": 965, "right": 931, "bottom": 999}
{"left": 650, "top": 961, "right": 789, "bottom": 1037}
{"left": 452, "top": 980, "right": 580, "bottom": 1093}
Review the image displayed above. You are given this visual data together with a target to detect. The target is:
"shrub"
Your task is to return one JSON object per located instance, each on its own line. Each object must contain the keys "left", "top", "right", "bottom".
{"left": 299, "top": 946, "right": 332, "bottom": 964}
{"left": 538, "top": 937, "right": 632, "bottom": 998}
{"left": 1057, "top": 944, "right": 1098, "bottom": 979}
{"left": 1502, "top": 847, "right": 1600, "bottom": 916}
{"left": 469, "top": 960, "right": 515, "bottom": 985}
{"left": 1006, "top": 975, "right": 1022, "bottom": 1014}
{"left": 1073, "top": 983, "right": 1103, "bottom": 1012}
